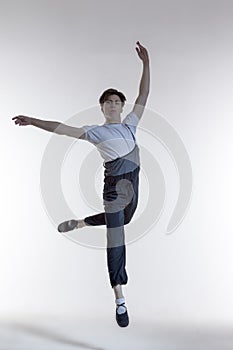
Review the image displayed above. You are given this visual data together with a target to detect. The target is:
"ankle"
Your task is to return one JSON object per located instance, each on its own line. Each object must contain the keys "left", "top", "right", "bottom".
{"left": 116, "top": 297, "right": 125, "bottom": 305}
{"left": 113, "top": 284, "right": 124, "bottom": 299}
{"left": 116, "top": 297, "right": 127, "bottom": 315}
{"left": 77, "top": 219, "right": 86, "bottom": 229}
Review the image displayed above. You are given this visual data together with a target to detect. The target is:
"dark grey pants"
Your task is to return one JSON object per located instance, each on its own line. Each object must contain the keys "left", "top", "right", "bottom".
{"left": 84, "top": 146, "right": 140, "bottom": 288}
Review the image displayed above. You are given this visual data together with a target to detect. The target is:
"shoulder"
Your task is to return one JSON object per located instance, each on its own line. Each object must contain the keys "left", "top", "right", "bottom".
{"left": 82, "top": 124, "right": 101, "bottom": 133}
{"left": 122, "top": 111, "right": 140, "bottom": 127}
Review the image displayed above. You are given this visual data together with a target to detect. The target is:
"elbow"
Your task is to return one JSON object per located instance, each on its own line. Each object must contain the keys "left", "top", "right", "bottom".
{"left": 54, "top": 123, "right": 67, "bottom": 136}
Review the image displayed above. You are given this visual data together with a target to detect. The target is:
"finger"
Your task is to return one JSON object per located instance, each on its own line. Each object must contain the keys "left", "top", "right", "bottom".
{"left": 140, "top": 46, "right": 146, "bottom": 53}
{"left": 137, "top": 41, "right": 144, "bottom": 48}
{"left": 16, "top": 118, "right": 23, "bottom": 124}
{"left": 136, "top": 46, "right": 143, "bottom": 55}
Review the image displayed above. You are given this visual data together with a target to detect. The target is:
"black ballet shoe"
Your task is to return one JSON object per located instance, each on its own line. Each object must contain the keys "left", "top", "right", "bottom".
{"left": 116, "top": 303, "right": 129, "bottom": 327}
{"left": 57, "top": 220, "right": 78, "bottom": 233}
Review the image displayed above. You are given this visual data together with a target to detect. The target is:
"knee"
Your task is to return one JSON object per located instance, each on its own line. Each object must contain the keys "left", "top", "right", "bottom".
{"left": 124, "top": 216, "right": 132, "bottom": 225}
{"left": 124, "top": 204, "right": 137, "bottom": 225}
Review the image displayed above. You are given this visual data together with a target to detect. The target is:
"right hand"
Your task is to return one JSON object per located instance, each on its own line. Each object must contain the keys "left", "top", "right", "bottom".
{"left": 12, "top": 115, "right": 32, "bottom": 126}
{"left": 135, "top": 41, "right": 149, "bottom": 65}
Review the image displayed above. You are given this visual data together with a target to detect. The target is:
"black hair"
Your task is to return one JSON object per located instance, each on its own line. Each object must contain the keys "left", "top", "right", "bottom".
{"left": 99, "top": 88, "right": 127, "bottom": 105}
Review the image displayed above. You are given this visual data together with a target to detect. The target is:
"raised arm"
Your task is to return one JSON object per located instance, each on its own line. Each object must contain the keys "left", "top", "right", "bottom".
{"left": 12, "top": 115, "right": 85, "bottom": 139}
{"left": 132, "top": 41, "right": 150, "bottom": 119}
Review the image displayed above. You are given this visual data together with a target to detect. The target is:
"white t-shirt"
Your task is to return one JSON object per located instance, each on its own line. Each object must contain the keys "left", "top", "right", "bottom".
{"left": 82, "top": 111, "right": 140, "bottom": 163}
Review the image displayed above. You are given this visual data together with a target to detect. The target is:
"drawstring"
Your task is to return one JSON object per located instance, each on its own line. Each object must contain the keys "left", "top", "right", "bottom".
{"left": 125, "top": 124, "right": 136, "bottom": 145}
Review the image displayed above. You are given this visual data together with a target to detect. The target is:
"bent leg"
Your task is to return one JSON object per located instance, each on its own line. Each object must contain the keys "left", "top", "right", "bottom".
{"left": 84, "top": 213, "right": 106, "bottom": 226}
{"left": 124, "top": 169, "right": 139, "bottom": 224}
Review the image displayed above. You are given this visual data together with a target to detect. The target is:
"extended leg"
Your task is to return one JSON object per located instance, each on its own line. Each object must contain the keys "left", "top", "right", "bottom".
{"left": 113, "top": 284, "right": 124, "bottom": 299}
{"left": 106, "top": 212, "right": 128, "bottom": 287}
{"left": 105, "top": 210, "right": 129, "bottom": 327}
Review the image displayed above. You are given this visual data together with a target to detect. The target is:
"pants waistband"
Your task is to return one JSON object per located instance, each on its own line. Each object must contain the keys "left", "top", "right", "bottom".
{"left": 104, "top": 144, "right": 140, "bottom": 177}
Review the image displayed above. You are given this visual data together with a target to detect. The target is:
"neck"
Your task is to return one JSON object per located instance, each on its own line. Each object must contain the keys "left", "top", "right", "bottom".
{"left": 104, "top": 116, "right": 121, "bottom": 124}
{"left": 104, "top": 121, "right": 121, "bottom": 124}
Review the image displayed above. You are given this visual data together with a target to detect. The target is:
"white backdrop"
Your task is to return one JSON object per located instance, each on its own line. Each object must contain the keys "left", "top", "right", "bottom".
{"left": 1, "top": 0, "right": 233, "bottom": 331}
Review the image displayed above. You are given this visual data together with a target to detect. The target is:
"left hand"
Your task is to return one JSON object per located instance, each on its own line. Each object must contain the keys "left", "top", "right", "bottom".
{"left": 135, "top": 41, "right": 149, "bottom": 64}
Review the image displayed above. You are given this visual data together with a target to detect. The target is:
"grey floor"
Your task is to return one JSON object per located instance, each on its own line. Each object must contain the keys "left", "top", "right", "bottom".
{"left": 1, "top": 316, "right": 233, "bottom": 350}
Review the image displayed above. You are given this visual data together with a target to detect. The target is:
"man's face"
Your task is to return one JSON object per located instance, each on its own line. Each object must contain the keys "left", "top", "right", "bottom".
{"left": 101, "top": 94, "right": 123, "bottom": 119}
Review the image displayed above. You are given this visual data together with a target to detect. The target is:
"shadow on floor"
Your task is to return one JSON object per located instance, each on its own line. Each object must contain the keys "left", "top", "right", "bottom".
{"left": 4, "top": 322, "right": 106, "bottom": 350}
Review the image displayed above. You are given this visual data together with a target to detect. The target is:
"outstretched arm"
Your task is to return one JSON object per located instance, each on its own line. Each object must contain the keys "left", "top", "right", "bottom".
{"left": 12, "top": 115, "right": 85, "bottom": 139}
{"left": 132, "top": 41, "right": 150, "bottom": 119}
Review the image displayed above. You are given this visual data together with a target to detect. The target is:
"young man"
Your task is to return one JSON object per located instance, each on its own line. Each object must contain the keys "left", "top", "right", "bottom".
{"left": 12, "top": 41, "right": 150, "bottom": 327}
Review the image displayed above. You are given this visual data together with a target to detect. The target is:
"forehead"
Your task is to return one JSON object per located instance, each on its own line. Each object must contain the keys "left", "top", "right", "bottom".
{"left": 106, "top": 94, "right": 121, "bottom": 101}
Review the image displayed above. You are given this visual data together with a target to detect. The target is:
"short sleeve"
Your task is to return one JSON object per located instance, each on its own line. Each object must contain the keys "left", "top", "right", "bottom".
{"left": 81, "top": 124, "right": 99, "bottom": 144}
{"left": 122, "top": 112, "right": 140, "bottom": 134}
